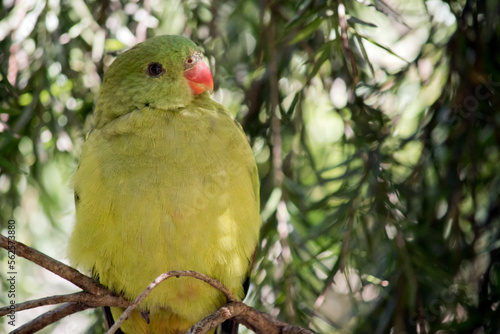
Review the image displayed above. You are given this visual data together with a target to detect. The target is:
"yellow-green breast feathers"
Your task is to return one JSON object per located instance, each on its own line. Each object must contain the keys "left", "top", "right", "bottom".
{"left": 68, "top": 35, "right": 261, "bottom": 334}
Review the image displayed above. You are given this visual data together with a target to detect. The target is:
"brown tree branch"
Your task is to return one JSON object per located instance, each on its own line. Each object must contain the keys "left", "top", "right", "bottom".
{"left": 11, "top": 302, "right": 90, "bottom": 334}
{"left": 0, "top": 291, "right": 129, "bottom": 317}
{"left": 1, "top": 292, "right": 97, "bottom": 316}
{"left": 188, "top": 302, "right": 314, "bottom": 334}
{"left": 267, "top": 5, "right": 296, "bottom": 324}
{"left": 187, "top": 303, "right": 240, "bottom": 334}
{"left": 337, "top": 0, "right": 359, "bottom": 84}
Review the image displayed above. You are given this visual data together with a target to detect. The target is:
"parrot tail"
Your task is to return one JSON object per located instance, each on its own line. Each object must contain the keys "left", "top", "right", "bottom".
{"left": 220, "top": 319, "right": 239, "bottom": 334}
{"left": 104, "top": 306, "right": 124, "bottom": 334}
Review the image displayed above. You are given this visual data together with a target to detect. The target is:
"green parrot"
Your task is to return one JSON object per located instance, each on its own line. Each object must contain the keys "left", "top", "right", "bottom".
{"left": 68, "top": 35, "right": 261, "bottom": 334}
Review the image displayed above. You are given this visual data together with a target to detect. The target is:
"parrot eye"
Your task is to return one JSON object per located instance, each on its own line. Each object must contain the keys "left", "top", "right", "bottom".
{"left": 147, "top": 62, "right": 164, "bottom": 77}
{"left": 184, "top": 53, "right": 201, "bottom": 70}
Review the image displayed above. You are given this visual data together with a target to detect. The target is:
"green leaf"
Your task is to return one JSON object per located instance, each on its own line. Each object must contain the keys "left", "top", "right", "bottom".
{"left": 347, "top": 16, "right": 377, "bottom": 28}
{"left": 307, "top": 40, "right": 336, "bottom": 79}
{"left": 354, "top": 34, "right": 376, "bottom": 78}
{"left": 0, "top": 156, "right": 28, "bottom": 175}
{"left": 289, "top": 17, "right": 324, "bottom": 44}
{"left": 354, "top": 30, "right": 409, "bottom": 63}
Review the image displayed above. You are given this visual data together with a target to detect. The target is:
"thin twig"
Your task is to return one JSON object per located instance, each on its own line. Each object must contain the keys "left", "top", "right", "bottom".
{"left": 11, "top": 302, "right": 89, "bottom": 334}
{"left": 337, "top": 0, "right": 359, "bottom": 84}
{"left": 0, "top": 291, "right": 126, "bottom": 316}
{"left": 188, "top": 302, "right": 314, "bottom": 334}
{"left": 187, "top": 303, "right": 240, "bottom": 334}
{"left": 135, "top": 0, "right": 150, "bottom": 43}
{"left": 267, "top": 4, "right": 296, "bottom": 323}
{"left": 0, "top": 292, "right": 85, "bottom": 316}
{"left": 107, "top": 270, "right": 236, "bottom": 334}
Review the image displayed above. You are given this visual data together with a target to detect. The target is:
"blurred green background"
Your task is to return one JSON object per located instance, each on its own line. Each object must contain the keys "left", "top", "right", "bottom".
{"left": 1, "top": 0, "right": 499, "bottom": 333}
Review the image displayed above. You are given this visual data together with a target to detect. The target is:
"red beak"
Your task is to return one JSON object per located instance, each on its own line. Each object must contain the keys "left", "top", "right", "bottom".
{"left": 184, "top": 60, "right": 214, "bottom": 95}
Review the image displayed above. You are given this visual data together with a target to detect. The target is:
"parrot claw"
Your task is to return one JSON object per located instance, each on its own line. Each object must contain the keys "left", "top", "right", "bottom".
{"left": 140, "top": 309, "right": 150, "bottom": 324}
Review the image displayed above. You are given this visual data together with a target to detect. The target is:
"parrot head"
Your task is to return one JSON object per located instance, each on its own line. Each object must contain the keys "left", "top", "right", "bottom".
{"left": 94, "top": 35, "right": 214, "bottom": 128}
